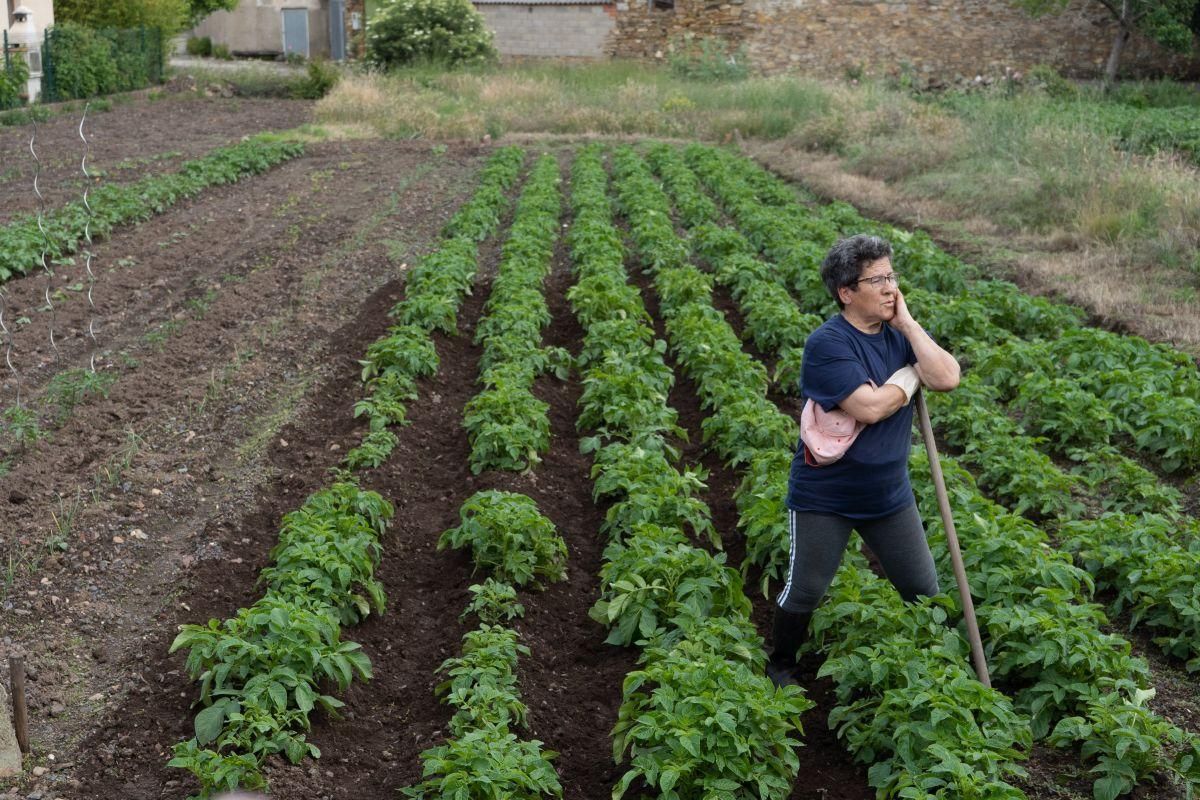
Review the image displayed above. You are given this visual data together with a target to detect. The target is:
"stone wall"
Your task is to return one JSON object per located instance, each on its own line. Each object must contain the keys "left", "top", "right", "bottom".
{"left": 477, "top": 4, "right": 617, "bottom": 58}
{"left": 604, "top": 0, "right": 1200, "bottom": 80}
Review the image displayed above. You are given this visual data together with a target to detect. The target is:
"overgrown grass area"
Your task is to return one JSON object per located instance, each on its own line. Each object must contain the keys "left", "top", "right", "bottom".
{"left": 314, "top": 63, "right": 1200, "bottom": 280}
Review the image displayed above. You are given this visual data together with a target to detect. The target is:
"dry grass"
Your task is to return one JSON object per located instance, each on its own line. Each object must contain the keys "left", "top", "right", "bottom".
{"left": 315, "top": 64, "right": 1200, "bottom": 352}
{"left": 748, "top": 139, "right": 1200, "bottom": 355}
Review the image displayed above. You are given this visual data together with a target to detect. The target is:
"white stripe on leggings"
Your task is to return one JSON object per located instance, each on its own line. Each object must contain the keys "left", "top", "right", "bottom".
{"left": 777, "top": 508, "right": 797, "bottom": 608}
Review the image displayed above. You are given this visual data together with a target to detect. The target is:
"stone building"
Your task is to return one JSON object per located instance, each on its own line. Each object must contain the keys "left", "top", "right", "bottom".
{"left": 475, "top": 0, "right": 1200, "bottom": 80}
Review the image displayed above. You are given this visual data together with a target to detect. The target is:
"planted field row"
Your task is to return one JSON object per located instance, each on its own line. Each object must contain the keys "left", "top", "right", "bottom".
{"left": 682, "top": 144, "right": 1200, "bottom": 477}
{"left": 568, "top": 144, "right": 812, "bottom": 799}
{"left": 645, "top": 143, "right": 1200, "bottom": 798}
{"left": 464, "top": 154, "right": 566, "bottom": 474}
{"left": 346, "top": 145, "right": 525, "bottom": 470}
{"left": 0, "top": 134, "right": 305, "bottom": 282}
{"left": 162, "top": 148, "right": 528, "bottom": 798}
{"left": 668, "top": 143, "right": 1200, "bottom": 675}
{"left": 615, "top": 145, "right": 1029, "bottom": 798}
{"left": 406, "top": 492, "right": 567, "bottom": 798}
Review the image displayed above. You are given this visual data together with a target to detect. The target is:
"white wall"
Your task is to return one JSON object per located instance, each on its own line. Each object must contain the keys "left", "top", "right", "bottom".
{"left": 3, "top": 0, "right": 55, "bottom": 37}
{"left": 192, "top": 0, "right": 329, "bottom": 57}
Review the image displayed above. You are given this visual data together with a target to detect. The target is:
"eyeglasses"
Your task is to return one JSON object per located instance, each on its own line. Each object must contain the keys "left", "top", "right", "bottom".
{"left": 849, "top": 273, "right": 899, "bottom": 288}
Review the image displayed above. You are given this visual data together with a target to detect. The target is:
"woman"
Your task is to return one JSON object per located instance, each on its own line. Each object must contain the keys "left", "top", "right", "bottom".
{"left": 768, "top": 234, "right": 961, "bottom": 688}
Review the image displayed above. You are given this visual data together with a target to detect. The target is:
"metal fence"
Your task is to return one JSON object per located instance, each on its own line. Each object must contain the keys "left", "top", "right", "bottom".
{"left": 39, "top": 25, "right": 165, "bottom": 104}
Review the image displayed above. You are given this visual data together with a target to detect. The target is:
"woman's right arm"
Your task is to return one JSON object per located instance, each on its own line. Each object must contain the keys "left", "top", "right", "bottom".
{"left": 838, "top": 382, "right": 909, "bottom": 425}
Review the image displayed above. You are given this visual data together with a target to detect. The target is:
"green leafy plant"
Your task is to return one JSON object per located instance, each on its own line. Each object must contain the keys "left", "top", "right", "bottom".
{"left": 460, "top": 578, "right": 525, "bottom": 625}
{"left": 366, "top": 0, "right": 496, "bottom": 68}
{"left": 439, "top": 490, "right": 567, "bottom": 588}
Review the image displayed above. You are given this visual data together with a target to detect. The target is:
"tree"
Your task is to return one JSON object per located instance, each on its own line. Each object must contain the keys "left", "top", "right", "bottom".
{"left": 55, "top": 0, "right": 189, "bottom": 34}
{"left": 1012, "top": 0, "right": 1200, "bottom": 83}
{"left": 185, "top": 0, "right": 240, "bottom": 27}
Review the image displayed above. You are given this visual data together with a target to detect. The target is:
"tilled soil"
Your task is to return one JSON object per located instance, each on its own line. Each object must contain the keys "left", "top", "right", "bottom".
{"left": 0, "top": 93, "right": 313, "bottom": 224}
{"left": 5, "top": 112, "right": 1190, "bottom": 800}
{"left": 0, "top": 137, "right": 883, "bottom": 800}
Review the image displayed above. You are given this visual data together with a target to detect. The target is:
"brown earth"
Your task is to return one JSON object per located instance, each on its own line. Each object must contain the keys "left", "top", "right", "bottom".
{"left": 1, "top": 93, "right": 1195, "bottom": 800}
{"left": 0, "top": 94, "right": 314, "bottom": 224}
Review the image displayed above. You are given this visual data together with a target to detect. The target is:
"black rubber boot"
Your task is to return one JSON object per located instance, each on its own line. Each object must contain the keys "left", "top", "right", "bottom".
{"left": 765, "top": 607, "right": 812, "bottom": 688}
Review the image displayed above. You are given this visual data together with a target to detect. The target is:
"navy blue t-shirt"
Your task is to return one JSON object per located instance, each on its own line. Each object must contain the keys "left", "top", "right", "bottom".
{"left": 787, "top": 314, "right": 917, "bottom": 519}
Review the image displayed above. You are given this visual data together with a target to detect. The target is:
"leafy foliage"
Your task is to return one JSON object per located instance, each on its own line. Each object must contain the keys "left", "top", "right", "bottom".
{"left": 365, "top": 0, "right": 496, "bottom": 69}
{"left": 169, "top": 482, "right": 391, "bottom": 795}
{"left": 439, "top": 490, "right": 567, "bottom": 588}
{"left": 1, "top": 136, "right": 303, "bottom": 282}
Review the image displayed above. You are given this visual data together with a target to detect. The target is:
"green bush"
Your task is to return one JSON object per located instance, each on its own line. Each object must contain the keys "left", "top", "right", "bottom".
{"left": 291, "top": 59, "right": 339, "bottom": 99}
{"left": 0, "top": 59, "right": 30, "bottom": 110}
{"left": 366, "top": 0, "right": 495, "bottom": 69}
{"left": 212, "top": 43, "right": 232, "bottom": 60}
{"left": 45, "top": 23, "right": 163, "bottom": 101}
{"left": 186, "top": 35, "right": 213, "bottom": 56}
{"left": 667, "top": 35, "right": 749, "bottom": 82}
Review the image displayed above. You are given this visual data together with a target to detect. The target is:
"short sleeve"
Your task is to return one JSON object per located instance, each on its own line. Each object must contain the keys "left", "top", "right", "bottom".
{"left": 801, "top": 329, "right": 872, "bottom": 412}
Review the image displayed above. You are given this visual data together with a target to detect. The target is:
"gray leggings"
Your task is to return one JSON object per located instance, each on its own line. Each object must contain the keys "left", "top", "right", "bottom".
{"left": 776, "top": 503, "right": 940, "bottom": 613}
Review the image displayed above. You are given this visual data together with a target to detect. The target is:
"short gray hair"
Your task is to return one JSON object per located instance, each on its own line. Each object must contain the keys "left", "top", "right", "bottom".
{"left": 821, "top": 235, "right": 893, "bottom": 309}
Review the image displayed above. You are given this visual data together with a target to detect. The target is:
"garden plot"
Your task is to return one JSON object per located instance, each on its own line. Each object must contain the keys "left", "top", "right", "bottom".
{"left": 2, "top": 106, "right": 1199, "bottom": 800}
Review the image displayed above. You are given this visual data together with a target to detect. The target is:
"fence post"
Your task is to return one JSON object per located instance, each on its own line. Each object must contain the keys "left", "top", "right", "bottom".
{"left": 3, "top": 30, "right": 9, "bottom": 73}
{"left": 41, "top": 27, "right": 54, "bottom": 103}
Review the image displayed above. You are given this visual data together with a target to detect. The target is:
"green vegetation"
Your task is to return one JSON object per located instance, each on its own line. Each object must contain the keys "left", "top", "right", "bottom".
{"left": 438, "top": 491, "right": 568, "bottom": 588}
{"left": 1010, "top": 0, "right": 1199, "bottom": 83}
{"left": 0, "top": 58, "right": 30, "bottom": 110}
{"left": 43, "top": 22, "right": 164, "bottom": 101}
{"left": 346, "top": 145, "right": 524, "bottom": 470}
{"left": 168, "top": 482, "right": 393, "bottom": 796}
{"left": 0, "top": 135, "right": 304, "bottom": 282}
{"left": 462, "top": 154, "right": 567, "bottom": 474}
{"left": 366, "top": 0, "right": 495, "bottom": 68}
{"left": 316, "top": 64, "right": 1200, "bottom": 285}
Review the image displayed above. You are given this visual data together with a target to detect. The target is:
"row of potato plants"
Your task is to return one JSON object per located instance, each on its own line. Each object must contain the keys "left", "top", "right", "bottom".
{"left": 345, "top": 146, "right": 525, "bottom": 470}
{"left": 463, "top": 154, "right": 568, "bottom": 474}
{"left": 164, "top": 148, "right": 526, "bottom": 797}
{"left": 721, "top": 144, "right": 1200, "bottom": 670}
{"left": 568, "top": 144, "right": 812, "bottom": 800}
{"left": 683, "top": 144, "right": 1200, "bottom": 476}
{"left": 625, "top": 145, "right": 1031, "bottom": 798}
{"left": 405, "top": 492, "right": 568, "bottom": 798}
{"left": 678, "top": 143, "right": 1200, "bottom": 667}
{"left": 656, "top": 144, "right": 1200, "bottom": 798}
{"left": 167, "top": 481, "right": 393, "bottom": 796}
{"left": 0, "top": 134, "right": 306, "bottom": 282}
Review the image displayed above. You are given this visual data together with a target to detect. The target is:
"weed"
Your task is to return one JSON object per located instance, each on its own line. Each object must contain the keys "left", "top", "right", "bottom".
{"left": 144, "top": 319, "right": 185, "bottom": 350}
{"left": 48, "top": 491, "right": 83, "bottom": 552}
{"left": 93, "top": 427, "right": 144, "bottom": 495}
{"left": 43, "top": 368, "right": 118, "bottom": 424}
{"left": 186, "top": 288, "right": 219, "bottom": 319}
{"left": 2, "top": 404, "right": 44, "bottom": 451}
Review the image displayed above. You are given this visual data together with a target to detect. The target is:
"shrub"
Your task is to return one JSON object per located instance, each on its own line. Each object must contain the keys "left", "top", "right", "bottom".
{"left": 212, "top": 43, "right": 232, "bottom": 60}
{"left": 186, "top": 35, "right": 213, "bottom": 56}
{"left": 366, "top": 0, "right": 496, "bottom": 69}
{"left": 291, "top": 59, "right": 340, "bottom": 99}
{"left": 667, "top": 35, "right": 748, "bottom": 82}
{"left": 0, "top": 59, "right": 30, "bottom": 110}
{"left": 45, "top": 23, "right": 162, "bottom": 100}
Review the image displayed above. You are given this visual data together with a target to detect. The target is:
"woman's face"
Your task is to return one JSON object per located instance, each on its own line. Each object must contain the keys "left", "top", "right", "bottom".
{"left": 843, "top": 256, "right": 898, "bottom": 323}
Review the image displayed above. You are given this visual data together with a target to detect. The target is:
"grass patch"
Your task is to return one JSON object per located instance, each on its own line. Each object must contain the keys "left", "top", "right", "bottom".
{"left": 316, "top": 62, "right": 833, "bottom": 141}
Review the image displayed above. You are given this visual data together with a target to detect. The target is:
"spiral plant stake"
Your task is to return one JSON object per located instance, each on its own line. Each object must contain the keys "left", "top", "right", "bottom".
{"left": 79, "top": 103, "right": 99, "bottom": 372}
{"left": 0, "top": 286, "right": 18, "bottom": 407}
{"left": 30, "top": 115, "right": 60, "bottom": 364}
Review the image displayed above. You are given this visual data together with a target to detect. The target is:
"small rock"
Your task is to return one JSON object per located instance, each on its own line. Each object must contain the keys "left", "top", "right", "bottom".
{"left": 31, "top": 766, "right": 48, "bottom": 777}
{"left": 111, "top": 536, "right": 124, "bottom": 544}
{"left": 8, "top": 490, "right": 27, "bottom": 504}
{"left": 92, "top": 645, "right": 109, "bottom": 662}
{"left": 49, "top": 703, "right": 66, "bottom": 717}
{"left": 128, "top": 529, "right": 148, "bottom": 541}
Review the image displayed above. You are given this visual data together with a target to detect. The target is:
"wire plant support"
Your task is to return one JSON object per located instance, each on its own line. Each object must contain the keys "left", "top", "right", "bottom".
{"left": 30, "top": 113, "right": 60, "bottom": 366}
{"left": 79, "top": 102, "right": 99, "bottom": 373}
